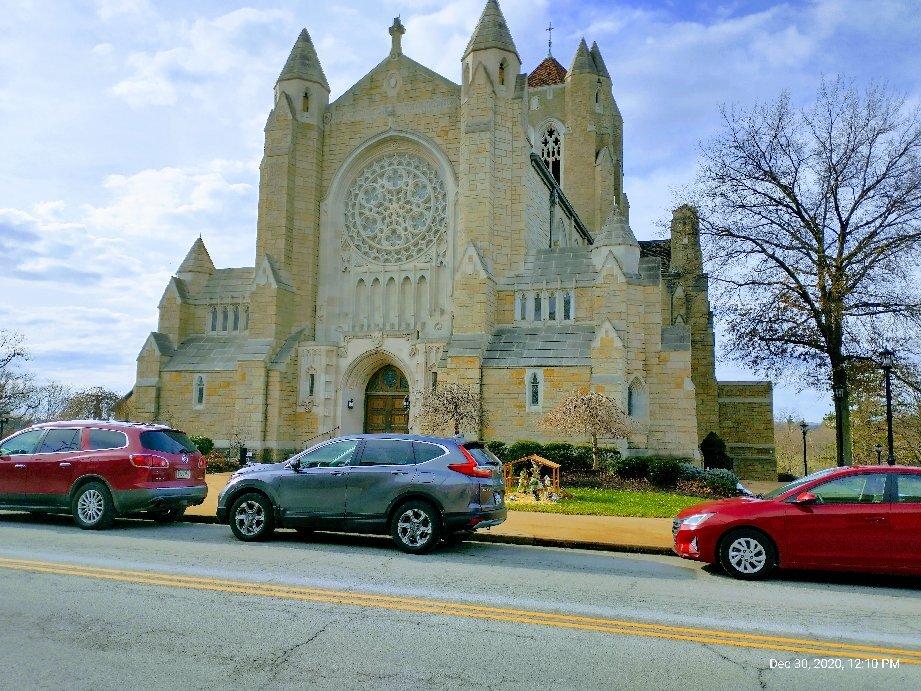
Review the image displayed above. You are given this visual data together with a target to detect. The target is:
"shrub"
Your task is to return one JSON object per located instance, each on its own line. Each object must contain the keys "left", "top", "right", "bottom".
{"left": 647, "top": 456, "right": 684, "bottom": 488}
{"left": 777, "top": 472, "right": 797, "bottom": 482}
{"left": 505, "top": 440, "right": 545, "bottom": 462}
{"left": 679, "top": 462, "right": 707, "bottom": 482}
{"left": 700, "top": 432, "right": 733, "bottom": 470}
{"left": 484, "top": 440, "right": 618, "bottom": 474}
{"left": 612, "top": 455, "right": 648, "bottom": 480}
{"left": 189, "top": 435, "right": 214, "bottom": 455}
{"left": 703, "top": 468, "right": 741, "bottom": 497}
{"left": 485, "top": 440, "right": 507, "bottom": 460}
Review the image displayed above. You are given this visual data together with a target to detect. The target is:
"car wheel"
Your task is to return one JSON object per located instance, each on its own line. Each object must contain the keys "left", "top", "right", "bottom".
{"left": 443, "top": 530, "right": 473, "bottom": 547}
{"left": 391, "top": 500, "right": 440, "bottom": 554}
{"left": 719, "top": 528, "right": 776, "bottom": 580}
{"left": 150, "top": 506, "right": 186, "bottom": 524}
{"left": 72, "top": 482, "right": 115, "bottom": 530}
{"left": 229, "top": 492, "right": 275, "bottom": 542}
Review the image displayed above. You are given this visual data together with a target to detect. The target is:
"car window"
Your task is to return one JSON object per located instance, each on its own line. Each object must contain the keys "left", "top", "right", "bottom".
{"left": 810, "top": 474, "right": 887, "bottom": 504}
{"left": 303, "top": 440, "right": 359, "bottom": 468}
{"left": 87, "top": 429, "right": 128, "bottom": 451}
{"left": 0, "top": 429, "right": 45, "bottom": 456}
{"left": 140, "top": 430, "right": 196, "bottom": 453}
{"left": 413, "top": 442, "right": 445, "bottom": 463}
{"left": 37, "top": 428, "right": 81, "bottom": 454}
{"left": 360, "top": 440, "right": 416, "bottom": 466}
{"left": 762, "top": 467, "right": 839, "bottom": 499}
{"left": 466, "top": 447, "right": 501, "bottom": 466}
{"left": 896, "top": 475, "right": 921, "bottom": 503}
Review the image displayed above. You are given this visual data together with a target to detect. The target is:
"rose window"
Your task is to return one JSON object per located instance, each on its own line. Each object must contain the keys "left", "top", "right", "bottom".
{"left": 344, "top": 152, "right": 447, "bottom": 264}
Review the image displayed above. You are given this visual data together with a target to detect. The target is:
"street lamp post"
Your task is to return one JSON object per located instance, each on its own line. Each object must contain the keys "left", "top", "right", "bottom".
{"left": 875, "top": 443, "right": 883, "bottom": 465}
{"left": 879, "top": 348, "right": 896, "bottom": 466}
{"left": 798, "top": 420, "right": 809, "bottom": 477}
{"left": 832, "top": 384, "right": 845, "bottom": 466}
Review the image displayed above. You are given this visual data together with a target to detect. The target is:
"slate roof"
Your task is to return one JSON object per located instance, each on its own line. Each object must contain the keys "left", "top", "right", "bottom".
{"left": 638, "top": 239, "right": 671, "bottom": 264}
{"left": 194, "top": 268, "right": 255, "bottom": 303}
{"left": 277, "top": 28, "right": 330, "bottom": 90}
{"left": 161, "top": 336, "right": 275, "bottom": 372}
{"left": 464, "top": 0, "right": 520, "bottom": 59}
{"left": 590, "top": 41, "right": 610, "bottom": 79}
{"left": 500, "top": 247, "right": 598, "bottom": 289}
{"left": 527, "top": 56, "right": 567, "bottom": 87}
{"left": 178, "top": 238, "right": 214, "bottom": 275}
{"left": 569, "top": 38, "right": 597, "bottom": 76}
{"left": 483, "top": 324, "right": 596, "bottom": 367}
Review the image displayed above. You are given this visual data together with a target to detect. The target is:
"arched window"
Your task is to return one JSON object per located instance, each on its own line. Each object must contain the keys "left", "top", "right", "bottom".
{"left": 563, "top": 291, "right": 572, "bottom": 320}
{"left": 530, "top": 373, "right": 540, "bottom": 406}
{"left": 628, "top": 379, "right": 646, "bottom": 419}
{"left": 518, "top": 293, "right": 527, "bottom": 321}
{"left": 430, "top": 371, "right": 438, "bottom": 391}
{"left": 548, "top": 293, "right": 557, "bottom": 321}
{"left": 195, "top": 375, "right": 205, "bottom": 406}
{"left": 534, "top": 293, "right": 542, "bottom": 321}
{"left": 498, "top": 59, "right": 506, "bottom": 86}
{"left": 243, "top": 306, "right": 249, "bottom": 330}
{"left": 210, "top": 307, "right": 217, "bottom": 332}
{"left": 221, "top": 307, "right": 228, "bottom": 331}
{"left": 302, "top": 89, "right": 310, "bottom": 113}
{"left": 308, "top": 373, "right": 315, "bottom": 397}
{"left": 540, "top": 125, "right": 562, "bottom": 184}
{"left": 232, "top": 306, "right": 239, "bottom": 331}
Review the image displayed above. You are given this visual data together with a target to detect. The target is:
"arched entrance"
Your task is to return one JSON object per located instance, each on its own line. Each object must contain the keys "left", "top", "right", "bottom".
{"left": 364, "top": 365, "right": 409, "bottom": 433}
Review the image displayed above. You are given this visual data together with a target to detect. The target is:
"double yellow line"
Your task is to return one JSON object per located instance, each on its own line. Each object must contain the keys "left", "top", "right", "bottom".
{"left": 1, "top": 555, "right": 918, "bottom": 664}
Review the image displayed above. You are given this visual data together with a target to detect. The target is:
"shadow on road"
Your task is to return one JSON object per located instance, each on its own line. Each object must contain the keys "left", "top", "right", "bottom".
{"left": 0, "top": 510, "right": 692, "bottom": 581}
{"left": 700, "top": 562, "right": 920, "bottom": 592}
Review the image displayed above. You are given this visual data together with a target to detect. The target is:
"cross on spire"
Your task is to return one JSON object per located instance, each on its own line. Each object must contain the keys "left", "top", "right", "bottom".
{"left": 546, "top": 21, "right": 554, "bottom": 57}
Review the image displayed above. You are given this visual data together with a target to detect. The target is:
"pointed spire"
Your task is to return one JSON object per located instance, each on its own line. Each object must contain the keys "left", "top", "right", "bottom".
{"left": 178, "top": 237, "right": 214, "bottom": 276}
{"left": 464, "top": 0, "right": 520, "bottom": 60}
{"left": 569, "top": 38, "right": 597, "bottom": 76}
{"left": 597, "top": 206, "right": 638, "bottom": 247}
{"left": 590, "top": 41, "right": 610, "bottom": 79}
{"left": 277, "top": 28, "right": 329, "bottom": 91}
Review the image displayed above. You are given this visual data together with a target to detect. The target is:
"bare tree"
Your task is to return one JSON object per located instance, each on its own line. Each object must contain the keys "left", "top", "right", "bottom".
{"left": 540, "top": 390, "right": 632, "bottom": 470}
{"left": 417, "top": 382, "right": 484, "bottom": 436}
{"left": 60, "top": 387, "right": 122, "bottom": 420}
{"left": 693, "top": 79, "right": 921, "bottom": 465}
{"left": 30, "top": 382, "right": 74, "bottom": 422}
{"left": 0, "top": 330, "right": 37, "bottom": 421}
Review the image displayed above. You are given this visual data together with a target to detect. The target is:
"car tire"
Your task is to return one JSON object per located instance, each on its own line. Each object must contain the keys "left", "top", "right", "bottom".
{"left": 229, "top": 492, "right": 275, "bottom": 542}
{"left": 391, "top": 500, "right": 440, "bottom": 554}
{"left": 72, "top": 482, "right": 115, "bottom": 530}
{"left": 443, "top": 530, "right": 473, "bottom": 547}
{"left": 150, "top": 506, "right": 186, "bottom": 524}
{"left": 719, "top": 528, "right": 776, "bottom": 580}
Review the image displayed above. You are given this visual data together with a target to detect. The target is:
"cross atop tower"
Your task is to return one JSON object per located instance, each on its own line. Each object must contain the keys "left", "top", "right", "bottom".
{"left": 546, "top": 21, "right": 554, "bottom": 57}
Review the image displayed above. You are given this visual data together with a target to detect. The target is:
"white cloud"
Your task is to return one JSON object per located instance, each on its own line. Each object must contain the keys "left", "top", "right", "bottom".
{"left": 91, "top": 42, "right": 114, "bottom": 56}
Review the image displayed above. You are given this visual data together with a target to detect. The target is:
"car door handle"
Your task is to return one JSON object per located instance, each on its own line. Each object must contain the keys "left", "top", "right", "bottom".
{"left": 391, "top": 470, "right": 410, "bottom": 476}
{"left": 14, "top": 464, "right": 26, "bottom": 469}
{"left": 59, "top": 462, "right": 72, "bottom": 468}
{"left": 330, "top": 470, "right": 344, "bottom": 476}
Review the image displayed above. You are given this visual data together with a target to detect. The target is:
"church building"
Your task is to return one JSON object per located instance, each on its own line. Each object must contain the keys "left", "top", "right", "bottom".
{"left": 125, "top": 1, "right": 776, "bottom": 478}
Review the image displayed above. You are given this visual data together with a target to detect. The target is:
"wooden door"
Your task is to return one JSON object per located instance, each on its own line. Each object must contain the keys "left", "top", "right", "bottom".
{"left": 364, "top": 366, "right": 409, "bottom": 434}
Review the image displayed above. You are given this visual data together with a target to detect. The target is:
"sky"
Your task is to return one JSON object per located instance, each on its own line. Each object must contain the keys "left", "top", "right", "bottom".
{"left": 1, "top": 0, "right": 919, "bottom": 423}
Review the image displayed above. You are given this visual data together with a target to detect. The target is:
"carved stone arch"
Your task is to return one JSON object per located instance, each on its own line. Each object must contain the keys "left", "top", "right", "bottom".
{"left": 627, "top": 376, "right": 648, "bottom": 420}
{"left": 537, "top": 117, "right": 566, "bottom": 184}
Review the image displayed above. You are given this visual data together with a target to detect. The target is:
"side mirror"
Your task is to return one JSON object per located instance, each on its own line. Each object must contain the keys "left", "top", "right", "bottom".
{"left": 289, "top": 458, "right": 301, "bottom": 472}
{"left": 791, "top": 491, "right": 818, "bottom": 505}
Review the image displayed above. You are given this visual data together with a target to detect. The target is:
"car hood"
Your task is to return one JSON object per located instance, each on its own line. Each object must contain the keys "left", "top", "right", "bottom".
{"left": 676, "top": 496, "right": 763, "bottom": 519}
{"left": 233, "top": 462, "right": 287, "bottom": 477}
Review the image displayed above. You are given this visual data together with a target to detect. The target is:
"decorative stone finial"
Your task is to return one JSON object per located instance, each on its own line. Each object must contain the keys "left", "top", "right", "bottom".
{"left": 389, "top": 16, "right": 406, "bottom": 56}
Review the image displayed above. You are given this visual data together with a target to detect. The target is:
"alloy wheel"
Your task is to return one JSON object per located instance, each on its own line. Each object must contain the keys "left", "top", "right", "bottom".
{"left": 397, "top": 508, "right": 433, "bottom": 548}
{"left": 77, "top": 489, "right": 105, "bottom": 525}
{"left": 727, "top": 536, "right": 767, "bottom": 574}
{"left": 234, "top": 500, "right": 266, "bottom": 538}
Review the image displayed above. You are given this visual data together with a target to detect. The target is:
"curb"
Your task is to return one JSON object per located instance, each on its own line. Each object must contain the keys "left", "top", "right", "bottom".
{"left": 182, "top": 514, "right": 673, "bottom": 556}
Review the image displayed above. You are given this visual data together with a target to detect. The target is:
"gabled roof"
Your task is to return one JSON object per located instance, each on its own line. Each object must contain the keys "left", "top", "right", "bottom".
{"left": 464, "top": 0, "right": 520, "bottom": 60}
{"left": 568, "top": 38, "right": 597, "bottom": 76}
{"left": 277, "top": 28, "right": 329, "bottom": 91}
{"left": 527, "top": 56, "right": 567, "bottom": 87}
{"left": 590, "top": 41, "right": 610, "bottom": 79}
{"left": 177, "top": 237, "right": 214, "bottom": 275}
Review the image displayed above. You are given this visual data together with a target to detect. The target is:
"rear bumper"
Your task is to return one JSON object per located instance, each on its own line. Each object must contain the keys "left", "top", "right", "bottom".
{"left": 444, "top": 506, "right": 507, "bottom": 532}
{"left": 113, "top": 485, "right": 208, "bottom": 514}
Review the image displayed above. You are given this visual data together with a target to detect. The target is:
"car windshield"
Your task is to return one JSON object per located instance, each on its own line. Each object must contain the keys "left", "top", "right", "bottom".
{"left": 140, "top": 430, "right": 197, "bottom": 454}
{"left": 761, "top": 467, "right": 840, "bottom": 499}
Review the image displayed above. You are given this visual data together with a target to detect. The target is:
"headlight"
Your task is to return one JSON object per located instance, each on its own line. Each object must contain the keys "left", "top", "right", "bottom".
{"left": 680, "top": 512, "right": 714, "bottom": 529}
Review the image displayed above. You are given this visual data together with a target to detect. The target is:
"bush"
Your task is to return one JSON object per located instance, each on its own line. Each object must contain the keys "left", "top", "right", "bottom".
{"left": 700, "top": 432, "right": 733, "bottom": 470}
{"left": 777, "top": 472, "right": 797, "bottom": 482}
{"left": 485, "top": 440, "right": 507, "bottom": 460}
{"left": 647, "top": 457, "right": 684, "bottom": 488}
{"left": 484, "top": 440, "right": 619, "bottom": 474}
{"left": 703, "top": 468, "right": 741, "bottom": 497}
{"left": 612, "top": 455, "right": 648, "bottom": 480}
{"left": 189, "top": 435, "right": 214, "bottom": 455}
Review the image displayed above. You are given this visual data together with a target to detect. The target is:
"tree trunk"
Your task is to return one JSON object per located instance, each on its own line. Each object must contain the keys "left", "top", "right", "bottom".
{"left": 830, "top": 360, "right": 853, "bottom": 466}
{"left": 591, "top": 433, "right": 600, "bottom": 470}
{"left": 454, "top": 419, "right": 460, "bottom": 436}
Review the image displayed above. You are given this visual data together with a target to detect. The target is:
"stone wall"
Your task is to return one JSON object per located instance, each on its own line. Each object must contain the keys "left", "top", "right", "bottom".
{"left": 718, "top": 381, "right": 777, "bottom": 480}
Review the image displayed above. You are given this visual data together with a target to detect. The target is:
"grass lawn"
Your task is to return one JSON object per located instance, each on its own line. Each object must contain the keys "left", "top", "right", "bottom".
{"left": 506, "top": 487, "right": 708, "bottom": 518}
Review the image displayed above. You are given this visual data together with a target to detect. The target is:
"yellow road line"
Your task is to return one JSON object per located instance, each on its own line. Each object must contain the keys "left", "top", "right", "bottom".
{"left": 1, "top": 556, "right": 917, "bottom": 664}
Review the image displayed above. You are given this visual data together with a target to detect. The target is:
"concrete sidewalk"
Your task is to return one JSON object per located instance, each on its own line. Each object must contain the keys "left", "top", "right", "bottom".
{"left": 191, "top": 473, "right": 675, "bottom": 554}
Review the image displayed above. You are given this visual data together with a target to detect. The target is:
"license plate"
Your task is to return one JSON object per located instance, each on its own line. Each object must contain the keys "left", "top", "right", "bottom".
{"left": 176, "top": 470, "right": 191, "bottom": 479}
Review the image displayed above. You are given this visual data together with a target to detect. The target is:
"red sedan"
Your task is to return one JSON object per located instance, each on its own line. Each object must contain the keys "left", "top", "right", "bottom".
{"left": 673, "top": 465, "right": 921, "bottom": 579}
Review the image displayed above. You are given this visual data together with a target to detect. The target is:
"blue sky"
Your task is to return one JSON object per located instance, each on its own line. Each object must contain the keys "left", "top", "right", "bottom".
{"left": 2, "top": 0, "right": 919, "bottom": 422}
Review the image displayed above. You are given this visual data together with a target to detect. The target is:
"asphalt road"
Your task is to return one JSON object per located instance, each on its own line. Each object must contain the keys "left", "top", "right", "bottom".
{"left": 0, "top": 514, "right": 918, "bottom": 690}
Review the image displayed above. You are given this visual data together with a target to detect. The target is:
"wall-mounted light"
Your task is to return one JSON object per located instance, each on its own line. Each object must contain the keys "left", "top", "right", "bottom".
{"left": 347, "top": 398, "right": 354, "bottom": 410}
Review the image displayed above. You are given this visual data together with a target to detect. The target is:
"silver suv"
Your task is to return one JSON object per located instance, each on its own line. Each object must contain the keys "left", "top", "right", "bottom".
{"left": 216, "top": 434, "right": 506, "bottom": 553}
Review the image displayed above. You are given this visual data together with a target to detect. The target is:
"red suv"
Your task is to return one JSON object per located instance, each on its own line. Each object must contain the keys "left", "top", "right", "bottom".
{"left": 0, "top": 420, "right": 207, "bottom": 529}
{"left": 674, "top": 465, "right": 921, "bottom": 579}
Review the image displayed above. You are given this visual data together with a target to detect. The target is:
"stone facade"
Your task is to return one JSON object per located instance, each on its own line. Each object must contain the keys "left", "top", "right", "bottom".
{"left": 122, "top": 1, "right": 776, "bottom": 477}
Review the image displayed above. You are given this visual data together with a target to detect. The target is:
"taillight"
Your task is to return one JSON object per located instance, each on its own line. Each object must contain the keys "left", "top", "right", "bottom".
{"left": 197, "top": 456, "right": 206, "bottom": 470}
{"left": 130, "top": 454, "right": 169, "bottom": 468}
{"left": 448, "top": 446, "right": 493, "bottom": 478}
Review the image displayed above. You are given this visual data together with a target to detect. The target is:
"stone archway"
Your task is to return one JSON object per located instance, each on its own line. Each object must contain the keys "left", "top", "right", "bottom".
{"left": 364, "top": 364, "right": 409, "bottom": 433}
